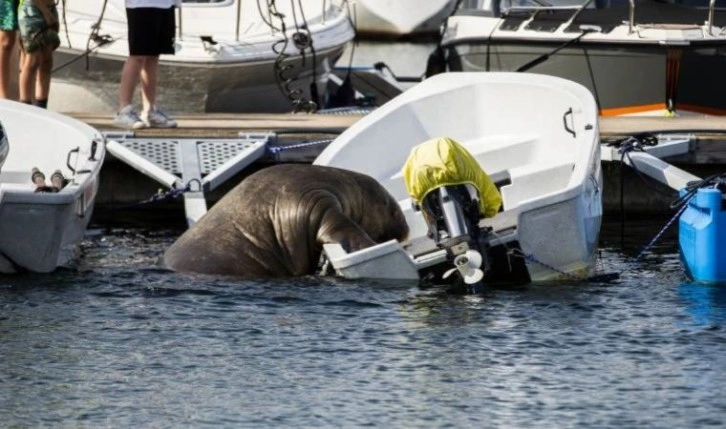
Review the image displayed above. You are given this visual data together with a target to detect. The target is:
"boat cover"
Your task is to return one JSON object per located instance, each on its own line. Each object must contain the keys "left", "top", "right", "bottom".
{"left": 402, "top": 136, "right": 502, "bottom": 218}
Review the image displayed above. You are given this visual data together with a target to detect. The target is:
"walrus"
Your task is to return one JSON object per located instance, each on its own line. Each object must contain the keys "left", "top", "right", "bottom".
{"left": 164, "top": 164, "right": 410, "bottom": 278}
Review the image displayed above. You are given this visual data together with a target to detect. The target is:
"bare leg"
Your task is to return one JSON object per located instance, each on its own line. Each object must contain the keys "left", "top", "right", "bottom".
{"left": 139, "top": 55, "right": 158, "bottom": 112}
{"left": 19, "top": 50, "right": 39, "bottom": 103}
{"left": 34, "top": 46, "right": 53, "bottom": 102}
{"left": 0, "top": 30, "right": 17, "bottom": 99}
{"left": 118, "top": 55, "right": 145, "bottom": 109}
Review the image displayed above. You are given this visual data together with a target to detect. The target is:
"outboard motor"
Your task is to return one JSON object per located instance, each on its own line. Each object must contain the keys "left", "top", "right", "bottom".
{"left": 418, "top": 184, "right": 490, "bottom": 291}
{"left": 403, "top": 137, "right": 502, "bottom": 291}
{"left": 403, "top": 137, "right": 503, "bottom": 292}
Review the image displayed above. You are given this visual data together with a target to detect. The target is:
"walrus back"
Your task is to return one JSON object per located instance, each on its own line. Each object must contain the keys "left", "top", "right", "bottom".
{"left": 163, "top": 164, "right": 409, "bottom": 278}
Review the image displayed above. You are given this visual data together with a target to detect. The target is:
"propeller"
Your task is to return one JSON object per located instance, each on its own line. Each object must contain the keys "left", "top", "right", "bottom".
{"left": 443, "top": 250, "right": 484, "bottom": 284}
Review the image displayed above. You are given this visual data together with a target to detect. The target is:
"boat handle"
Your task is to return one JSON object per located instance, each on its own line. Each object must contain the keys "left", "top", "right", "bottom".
{"left": 66, "top": 146, "right": 79, "bottom": 174}
{"left": 563, "top": 108, "right": 576, "bottom": 138}
{"left": 76, "top": 194, "right": 85, "bottom": 218}
{"left": 90, "top": 140, "right": 98, "bottom": 161}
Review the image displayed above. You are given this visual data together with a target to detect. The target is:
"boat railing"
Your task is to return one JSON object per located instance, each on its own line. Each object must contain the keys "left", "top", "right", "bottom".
{"left": 625, "top": 0, "right": 718, "bottom": 35}
{"left": 175, "top": 0, "right": 273, "bottom": 41}
{"left": 173, "top": 0, "right": 345, "bottom": 41}
{"left": 505, "top": 5, "right": 583, "bottom": 13}
{"left": 177, "top": 5, "right": 182, "bottom": 39}
{"left": 628, "top": 0, "right": 634, "bottom": 33}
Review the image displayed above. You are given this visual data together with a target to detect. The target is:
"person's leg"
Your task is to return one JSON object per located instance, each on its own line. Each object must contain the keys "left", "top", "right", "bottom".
{"left": 140, "top": 54, "right": 175, "bottom": 128}
{"left": 133, "top": 6, "right": 176, "bottom": 128}
{"left": 33, "top": 45, "right": 53, "bottom": 107}
{"left": 114, "top": 55, "right": 146, "bottom": 129}
{"left": 18, "top": 50, "right": 38, "bottom": 103}
{"left": 139, "top": 55, "right": 157, "bottom": 113}
{"left": 0, "top": 30, "right": 16, "bottom": 99}
{"left": 119, "top": 55, "right": 144, "bottom": 110}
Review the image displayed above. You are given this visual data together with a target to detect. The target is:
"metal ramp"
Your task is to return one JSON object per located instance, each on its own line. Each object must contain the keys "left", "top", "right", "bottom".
{"left": 600, "top": 134, "right": 700, "bottom": 190}
{"left": 104, "top": 132, "right": 273, "bottom": 226}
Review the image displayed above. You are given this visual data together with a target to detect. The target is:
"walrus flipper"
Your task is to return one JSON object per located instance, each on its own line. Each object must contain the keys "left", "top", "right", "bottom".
{"left": 316, "top": 210, "right": 377, "bottom": 253}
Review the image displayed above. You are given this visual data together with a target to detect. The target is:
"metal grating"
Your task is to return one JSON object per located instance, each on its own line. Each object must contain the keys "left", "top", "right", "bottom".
{"left": 122, "top": 139, "right": 182, "bottom": 174}
{"left": 110, "top": 134, "right": 272, "bottom": 180}
{"left": 197, "top": 140, "right": 261, "bottom": 175}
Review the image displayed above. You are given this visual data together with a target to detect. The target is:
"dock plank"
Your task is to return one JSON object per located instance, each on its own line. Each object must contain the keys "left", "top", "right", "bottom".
{"left": 67, "top": 112, "right": 365, "bottom": 137}
{"left": 599, "top": 116, "right": 726, "bottom": 137}
{"left": 68, "top": 112, "right": 726, "bottom": 138}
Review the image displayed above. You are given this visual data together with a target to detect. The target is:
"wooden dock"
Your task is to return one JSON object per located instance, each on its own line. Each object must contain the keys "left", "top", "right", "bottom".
{"left": 69, "top": 111, "right": 726, "bottom": 138}
{"left": 69, "top": 112, "right": 362, "bottom": 137}
{"left": 71, "top": 111, "right": 726, "bottom": 225}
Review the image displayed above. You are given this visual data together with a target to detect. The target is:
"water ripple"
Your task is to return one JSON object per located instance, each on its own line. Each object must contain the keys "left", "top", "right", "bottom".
{"left": 1, "top": 225, "right": 726, "bottom": 427}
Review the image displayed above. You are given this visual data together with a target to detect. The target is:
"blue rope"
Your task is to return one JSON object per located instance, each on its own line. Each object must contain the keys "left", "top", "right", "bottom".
{"left": 107, "top": 179, "right": 200, "bottom": 212}
{"left": 509, "top": 248, "right": 589, "bottom": 281}
{"left": 267, "top": 139, "right": 333, "bottom": 154}
{"left": 634, "top": 196, "right": 692, "bottom": 262}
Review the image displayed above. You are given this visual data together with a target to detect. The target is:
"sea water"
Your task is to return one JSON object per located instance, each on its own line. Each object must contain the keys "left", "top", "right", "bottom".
{"left": 3, "top": 39, "right": 725, "bottom": 428}
{"left": 2, "top": 219, "right": 726, "bottom": 428}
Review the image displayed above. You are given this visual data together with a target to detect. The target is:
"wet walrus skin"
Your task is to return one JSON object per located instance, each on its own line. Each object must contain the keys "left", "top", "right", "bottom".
{"left": 164, "top": 164, "right": 410, "bottom": 278}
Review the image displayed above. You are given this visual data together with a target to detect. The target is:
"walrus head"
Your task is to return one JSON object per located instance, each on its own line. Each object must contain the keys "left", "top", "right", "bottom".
{"left": 349, "top": 173, "right": 410, "bottom": 245}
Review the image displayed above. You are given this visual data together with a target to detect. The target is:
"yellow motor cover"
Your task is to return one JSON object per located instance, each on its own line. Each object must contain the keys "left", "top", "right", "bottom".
{"left": 402, "top": 136, "right": 502, "bottom": 218}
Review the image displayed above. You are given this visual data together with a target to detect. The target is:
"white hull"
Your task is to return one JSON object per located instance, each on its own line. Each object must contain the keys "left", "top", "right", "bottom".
{"left": 316, "top": 72, "right": 603, "bottom": 282}
{"left": 353, "top": 0, "right": 459, "bottom": 37}
{"left": 0, "top": 101, "right": 105, "bottom": 273}
{"left": 442, "top": 0, "right": 726, "bottom": 116}
{"left": 51, "top": 0, "right": 354, "bottom": 113}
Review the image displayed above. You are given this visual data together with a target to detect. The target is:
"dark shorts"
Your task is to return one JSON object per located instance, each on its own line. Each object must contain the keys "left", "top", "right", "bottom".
{"left": 18, "top": 1, "right": 59, "bottom": 53}
{"left": 0, "top": 0, "right": 19, "bottom": 31}
{"left": 126, "top": 7, "right": 175, "bottom": 56}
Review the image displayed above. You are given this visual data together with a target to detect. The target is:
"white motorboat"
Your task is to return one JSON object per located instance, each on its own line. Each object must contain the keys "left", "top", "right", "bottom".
{"left": 315, "top": 72, "right": 603, "bottom": 284}
{"left": 438, "top": 0, "right": 726, "bottom": 116}
{"left": 352, "top": 0, "right": 459, "bottom": 38}
{"left": 51, "top": 0, "right": 355, "bottom": 113}
{"left": 0, "top": 100, "right": 105, "bottom": 273}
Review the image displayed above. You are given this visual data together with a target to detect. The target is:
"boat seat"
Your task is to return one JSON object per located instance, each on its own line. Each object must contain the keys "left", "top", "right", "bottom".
{"left": 467, "top": 135, "right": 538, "bottom": 174}
{"left": 480, "top": 207, "right": 518, "bottom": 232}
{"left": 499, "top": 160, "right": 574, "bottom": 209}
{"left": 0, "top": 183, "right": 38, "bottom": 198}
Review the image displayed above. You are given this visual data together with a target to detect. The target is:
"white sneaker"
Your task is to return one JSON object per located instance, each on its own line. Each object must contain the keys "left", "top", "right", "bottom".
{"left": 113, "top": 105, "right": 147, "bottom": 130}
{"left": 142, "top": 107, "right": 177, "bottom": 128}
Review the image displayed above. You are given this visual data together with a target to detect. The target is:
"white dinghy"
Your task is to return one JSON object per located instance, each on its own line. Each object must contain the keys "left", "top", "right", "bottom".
{"left": 0, "top": 101, "right": 105, "bottom": 273}
{"left": 51, "top": 0, "right": 354, "bottom": 113}
{"left": 315, "top": 72, "right": 603, "bottom": 285}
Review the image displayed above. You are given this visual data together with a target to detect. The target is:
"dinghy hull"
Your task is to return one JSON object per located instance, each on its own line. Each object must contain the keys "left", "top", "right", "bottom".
{"left": 316, "top": 72, "right": 603, "bottom": 283}
{"left": 0, "top": 101, "right": 105, "bottom": 273}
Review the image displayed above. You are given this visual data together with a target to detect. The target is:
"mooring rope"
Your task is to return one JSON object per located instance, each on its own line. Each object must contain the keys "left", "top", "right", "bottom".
{"left": 53, "top": 0, "right": 115, "bottom": 74}
{"left": 633, "top": 197, "right": 692, "bottom": 262}
{"left": 266, "top": 139, "right": 333, "bottom": 154}
{"left": 103, "top": 179, "right": 201, "bottom": 213}
{"left": 485, "top": 229, "right": 616, "bottom": 283}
